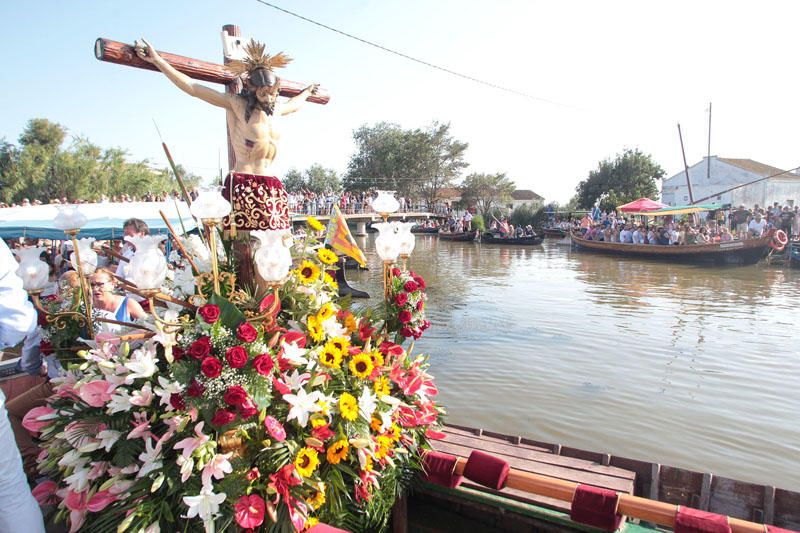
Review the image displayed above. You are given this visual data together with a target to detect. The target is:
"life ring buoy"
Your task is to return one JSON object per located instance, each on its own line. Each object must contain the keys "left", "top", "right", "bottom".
{"left": 770, "top": 229, "right": 788, "bottom": 251}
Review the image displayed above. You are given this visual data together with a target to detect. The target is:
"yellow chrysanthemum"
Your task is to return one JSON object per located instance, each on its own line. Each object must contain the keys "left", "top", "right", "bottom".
{"left": 344, "top": 314, "right": 357, "bottom": 333}
{"left": 317, "top": 302, "right": 336, "bottom": 322}
{"left": 317, "top": 248, "right": 338, "bottom": 265}
{"left": 295, "top": 447, "right": 320, "bottom": 478}
{"left": 326, "top": 439, "right": 349, "bottom": 464}
{"left": 323, "top": 272, "right": 339, "bottom": 290}
{"left": 307, "top": 216, "right": 324, "bottom": 232}
{"left": 349, "top": 353, "right": 374, "bottom": 379}
{"left": 306, "top": 517, "right": 320, "bottom": 530}
{"left": 307, "top": 314, "right": 324, "bottom": 343}
{"left": 297, "top": 260, "right": 321, "bottom": 285}
{"left": 370, "top": 349, "right": 384, "bottom": 368}
{"left": 307, "top": 482, "right": 326, "bottom": 509}
{"left": 373, "top": 375, "right": 391, "bottom": 397}
{"left": 363, "top": 455, "right": 374, "bottom": 472}
{"left": 328, "top": 337, "right": 350, "bottom": 356}
{"left": 339, "top": 393, "right": 358, "bottom": 421}
{"left": 370, "top": 414, "right": 383, "bottom": 432}
{"left": 316, "top": 400, "right": 331, "bottom": 416}
{"left": 319, "top": 345, "right": 343, "bottom": 369}
{"left": 311, "top": 417, "right": 327, "bottom": 429}
{"left": 375, "top": 435, "right": 393, "bottom": 459}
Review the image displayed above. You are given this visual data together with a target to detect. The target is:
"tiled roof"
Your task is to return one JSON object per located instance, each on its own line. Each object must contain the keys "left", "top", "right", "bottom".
{"left": 718, "top": 158, "right": 796, "bottom": 178}
{"left": 511, "top": 189, "right": 544, "bottom": 201}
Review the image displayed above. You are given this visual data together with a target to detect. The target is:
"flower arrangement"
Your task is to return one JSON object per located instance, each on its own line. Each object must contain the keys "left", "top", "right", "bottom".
{"left": 386, "top": 268, "right": 430, "bottom": 341}
{"left": 29, "top": 224, "right": 443, "bottom": 533}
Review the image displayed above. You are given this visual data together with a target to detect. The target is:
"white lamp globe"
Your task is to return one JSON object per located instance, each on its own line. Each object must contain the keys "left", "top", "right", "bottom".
{"left": 70, "top": 238, "right": 98, "bottom": 276}
{"left": 127, "top": 235, "right": 168, "bottom": 290}
{"left": 372, "top": 191, "right": 400, "bottom": 216}
{"left": 14, "top": 247, "right": 50, "bottom": 291}
{"left": 53, "top": 206, "right": 87, "bottom": 231}
{"left": 373, "top": 221, "right": 401, "bottom": 262}
{"left": 251, "top": 229, "right": 293, "bottom": 282}
{"left": 190, "top": 187, "right": 232, "bottom": 221}
{"left": 397, "top": 222, "right": 416, "bottom": 256}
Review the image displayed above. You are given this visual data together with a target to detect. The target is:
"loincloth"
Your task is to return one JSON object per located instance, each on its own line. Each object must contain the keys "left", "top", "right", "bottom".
{"left": 222, "top": 173, "right": 290, "bottom": 231}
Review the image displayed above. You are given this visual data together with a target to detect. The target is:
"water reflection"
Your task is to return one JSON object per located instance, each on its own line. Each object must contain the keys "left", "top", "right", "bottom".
{"left": 345, "top": 235, "right": 800, "bottom": 490}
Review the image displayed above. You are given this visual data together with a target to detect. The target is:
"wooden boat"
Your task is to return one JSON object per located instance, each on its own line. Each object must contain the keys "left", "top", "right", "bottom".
{"left": 543, "top": 227, "right": 567, "bottom": 238}
{"left": 481, "top": 232, "right": 544, "bottom": 245}
{"left": 570, "top": 231, "right": 773, "bottom": 265}
{"left": 411, "top": 225, "right": 439, "bottom": 234}
{"left": 401, "top": 424, "right": 800, "bottom": 533}
{"left": 790, "top": 242, "right": 800, "bottom": 267}
{"left": 437, "top": 229, "right": 478, "bottom": 241}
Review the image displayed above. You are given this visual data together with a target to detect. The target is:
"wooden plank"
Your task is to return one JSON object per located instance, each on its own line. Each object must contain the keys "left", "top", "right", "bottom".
{"left": 433, "top": 440, "right": 634, "bottom": 493}
{"left": 659, "top": 466, "right": 703, "bottom": 507}
{"left": 771, "top": 489, "right": 800, "bottom": 530}
{"left": 440, "top": 429, "right": 635, "bottom": 480}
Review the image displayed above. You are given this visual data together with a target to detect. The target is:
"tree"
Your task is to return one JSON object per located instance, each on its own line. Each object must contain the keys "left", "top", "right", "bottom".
{"left": 282, "top": 165, "right": 340, "bottom": 194}
{"left": 575, "top": 148, "right": 664, "bottom": 212}
{"left": 344, "top": 122, "right": 468, "bottom": 202}
{"left": 282, "top": 168, "right": 306, "bottom": 193}
{"left": 459, "top": 172, "right": 516, "bottom": 219}
{"left": 19, "top": 118, "right": 66, "bottom": 151}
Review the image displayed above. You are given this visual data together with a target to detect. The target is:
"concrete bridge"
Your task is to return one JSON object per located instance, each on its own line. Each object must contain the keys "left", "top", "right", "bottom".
{"left": 290, "top": 211, "right": 442, "bottom": 236}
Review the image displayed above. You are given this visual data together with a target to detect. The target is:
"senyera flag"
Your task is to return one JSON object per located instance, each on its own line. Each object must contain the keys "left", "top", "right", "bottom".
{"left": 324, "top": 204, "right": 367, "bottom": 267}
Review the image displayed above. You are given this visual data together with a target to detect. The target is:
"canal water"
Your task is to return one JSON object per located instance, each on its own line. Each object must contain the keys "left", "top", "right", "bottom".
{"left": 346, "top": 233, "right": 800, "bottom": 491}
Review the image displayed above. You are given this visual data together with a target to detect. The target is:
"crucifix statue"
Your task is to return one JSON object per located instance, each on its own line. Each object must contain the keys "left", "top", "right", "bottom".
{"left": 95, "top": 25, "right": 329, "bottom": 288}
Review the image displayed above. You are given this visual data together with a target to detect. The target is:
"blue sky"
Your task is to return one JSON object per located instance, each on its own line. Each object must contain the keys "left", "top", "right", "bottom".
{"left": 3, "top": 0, "right": 800, "bottom": 202}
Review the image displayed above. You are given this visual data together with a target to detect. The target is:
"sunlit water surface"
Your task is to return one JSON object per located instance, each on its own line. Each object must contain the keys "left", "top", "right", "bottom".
{"left": 346, "top": 234, "right": 800, "bottom": 490}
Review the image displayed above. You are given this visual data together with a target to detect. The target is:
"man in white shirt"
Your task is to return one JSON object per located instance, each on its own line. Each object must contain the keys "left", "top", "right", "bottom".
{"left": 747, "top": 213, "right": 767, "bottom": 238}
{"left": 631, "top": 226, "right": 645, "bottom": 244}
{"left": 619, "top": 226, "right": 633, "bottom": 243}
{"left": 0, "top": 239, "right": 46, "bottom": 532}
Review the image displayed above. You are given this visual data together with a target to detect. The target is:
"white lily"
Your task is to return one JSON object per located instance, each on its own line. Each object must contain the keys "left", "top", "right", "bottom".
{"left": 129, "top": 382, "right": 154, "bottom": 407}
{"left": 358, "top": 385, "right": 378, "bottom": 420}
{"left": 176, "top": 455, "right": 195, "bottom": 483}
{"left": 281, "top": 340, "right": 309, "bottom": 366}
{"left": 183, "top": 483, "right": 226, "bottom": 521}
{"left": 64, "top": 464, "right": 91, "bottom": 492}
{"left": 124, "top": 344, "right": 159, "bottom": 383}
{"left": 137, "top": 438, "right": 163, "bottom": 478}
{"left": 106, "top": 389, "right": 133, "bottom": 414}
{"left": 97, "top": 429, "right": 121, "bottom": 452}
{"left": 283, "top": 369, "right": 311, "bottom": 391}
{"left": 283, "top": 387, "right": 323, "bottom": 427}
{"left": 321, "top": 315, "right": 347, "bottom": 338}
{"left": 154, "top": 376, "right": 183, "bottom": 408}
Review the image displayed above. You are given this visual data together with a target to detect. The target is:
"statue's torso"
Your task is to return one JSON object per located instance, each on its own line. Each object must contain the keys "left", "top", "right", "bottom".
{"left": 227, "top": 98, "right": 282, "bottom": 175}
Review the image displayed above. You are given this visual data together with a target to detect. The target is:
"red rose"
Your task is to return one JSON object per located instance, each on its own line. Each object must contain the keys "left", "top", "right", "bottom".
{"left": 236, "top": 322, "right": 259, "bottom": 343}
{"left": 414, "top": 275, "right": 426, "bottom": 290}
{"left": 398, "top": 310, "right": 412, "bottom": 324}
{"left": 391, "top": 267, "right": 401, "bottom": 277}
{"left": 187, "top": 379, "right": 205, "bottom": 398}
{"left": 223, "top": 385, "right": 248, "bottom": 407}
{"left": 172, "top": 346, "right": 185, "bottom": 361}
{"left": 403, "top": 280, "right": 418, "bottom": 292}
{"left": 198, "top": 304, "right": 221, "bottom": 324}
{"left": 200, "top": 357, "right": 223, "bottom": 378}
{"left": 170, "top": 393, "right": 186, "bottom": 410}
{"left": 422, "top": 320, "right": 431, "bottom": 330}
{"left": 400, "top": 327, "right": 413, "bottom": 338}
{"left": 188, "top": 336, "right": 212, "bottom": 359}
{"left": 252, "top": 354, "right": 274, "bottom": 376}
{"left": 281, "top": 331, "right": 306, "bottom": 348}
{"left": 394, "top": 292, "right": 408, "bottom": 306}
{"left": 211, "top": 408, "right": 237, "bottom": 426}
{"left": 225, "top": 346, "right": 249, "bottom": 369}
{"left": 238, "top": 397, "right": 258, "bottom": 419}
{"left": 416, "top": 299, "right": 424, "bottom": 312}
{"left": 245, "top": 467, "right": 260, "bottom": 481}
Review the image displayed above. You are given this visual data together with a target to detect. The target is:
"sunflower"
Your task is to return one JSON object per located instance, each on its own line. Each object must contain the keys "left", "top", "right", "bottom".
{"left": 297, "top": 260, "right": 321, "bottom": 285}
{"left": 326, "top": 439, "right": 349, "bottom": 464}
{"left": 307, "top": 315, "right": 324, "bottom": 343}
{"left": 319, "top": 344, "right": 343, "bottom": 369}
{"left": 307, "top": 216, "right": 325, "bottom": 232}
{"left": 328, "top": 336, "right": 350, "bottom": 356}
{"left": 323, "top": 272, "right": 339, "bottom": 290}
{"left": 339, "top": 393, "right": 358, "bottom": 421}
{"left": 349, "top": 353, "right": 374, "bottom": 379}
{"left": 373, "top": 376, "right": 391, "bottom": 397}
{"left": 370, "top": 349, "right": 384, "bottom": 368}
{"left": 317, "top": 302, "right": 336, "bottom": 322}
{"left": 317, "top": 248, "right": 338, "bottom": 265}
{"left": 294, "top": 447, "right": 320, "bottom": 478}
{"left": 307, "top": 482, "right": 326, "bottom": 509}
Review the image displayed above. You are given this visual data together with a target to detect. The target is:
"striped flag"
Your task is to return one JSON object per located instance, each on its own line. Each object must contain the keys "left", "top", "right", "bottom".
{"left": 324, "top": 204, "right": 367, "bottom": 267}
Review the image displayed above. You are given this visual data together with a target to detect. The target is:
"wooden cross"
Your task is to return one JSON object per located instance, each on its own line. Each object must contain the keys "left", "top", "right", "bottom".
{"left": 94, "top": 24, "right": 329, "bottom": 169}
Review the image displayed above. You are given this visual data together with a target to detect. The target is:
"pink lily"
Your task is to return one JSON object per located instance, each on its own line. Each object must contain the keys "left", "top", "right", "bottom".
{"left": 201, "top": 452, "right": 233, "bottom": 486}
{"left": 127, "top": 411, "right": 154, "bottom": 441}
{"left": 173, "top": 421, "right": 209, "bottom": 459}
{"left": 78, "top": 380, "right": 115, "bottom": 408}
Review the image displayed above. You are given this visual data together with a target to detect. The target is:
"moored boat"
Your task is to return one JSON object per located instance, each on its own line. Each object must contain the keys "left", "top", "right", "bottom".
{"left": 437, "top": 229, "right": 478, "bottom": 241}
{"left": 570, "top": 231, "right": 774, "bottom": 265}
{"left": 481, "top": 231, "right": 544, "bottom": 245}
{"left": 543, "top": 227, "right": 567, "bottom": 238}
{"left": 411, "top": 225, "right": 439, "bottom": 234}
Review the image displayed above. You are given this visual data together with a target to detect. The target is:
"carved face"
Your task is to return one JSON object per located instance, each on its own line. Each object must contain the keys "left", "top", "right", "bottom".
{"left": 255, "top": 84, "right": 279, "bottom": 104}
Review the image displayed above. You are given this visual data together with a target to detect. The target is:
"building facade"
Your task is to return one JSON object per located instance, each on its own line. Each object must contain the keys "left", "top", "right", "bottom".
{"left": 661, "top": 157, "right": 799, "bottom": 208}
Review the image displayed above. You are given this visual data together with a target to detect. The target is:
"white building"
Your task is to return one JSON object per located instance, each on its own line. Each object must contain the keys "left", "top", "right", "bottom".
{"left": 507, "top": 189, "right": 544, "bottom": 210}
{"left": 661, "top": 156, "right": 800, "bottom": 208}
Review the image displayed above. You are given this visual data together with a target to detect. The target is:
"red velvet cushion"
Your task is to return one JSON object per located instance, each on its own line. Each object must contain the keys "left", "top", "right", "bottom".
{"left": 223, "top": 173, "right": 290, "bottom": 230}
{"left": 569, "top": 484, "right": 622, "bottom": 531}
{"left": 674, "top": 507, "right": 731, "bottom": 533}
{"left": 307, "top": 524, "right": 350, "bottom": 533}
{"left": 421, "top": 451, "right": 462, "bottom": 488}
{"left": 462, "top": 450, "right": 509, "bottom": 490}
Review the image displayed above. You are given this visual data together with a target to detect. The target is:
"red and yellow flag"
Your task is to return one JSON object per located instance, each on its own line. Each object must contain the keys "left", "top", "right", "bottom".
{"left": 324, "top": 204, "right": 367, "bottom": 267}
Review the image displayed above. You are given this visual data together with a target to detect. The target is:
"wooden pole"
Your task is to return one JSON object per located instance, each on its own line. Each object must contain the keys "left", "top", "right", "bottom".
{"left": 677, "top": 123, "right": 695, "bottom": 204}
{"left": 452, "top": 458, "right": 765, "bottom": 533}
{"left": 707, "top": 102, "right": 712, "bottom": 180}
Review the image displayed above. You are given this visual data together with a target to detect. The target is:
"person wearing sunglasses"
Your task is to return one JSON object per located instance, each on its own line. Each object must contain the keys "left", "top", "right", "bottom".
{"left": 90, "top": 269, "right": 147, "bottom": 329}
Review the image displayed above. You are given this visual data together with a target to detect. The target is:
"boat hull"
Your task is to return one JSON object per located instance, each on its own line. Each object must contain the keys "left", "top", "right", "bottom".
{"left": 411, "top": 227, "right": 439, "bottom": 234}
{"left": 438, "top": 230, "right": 478, "bottom": 241}
{"left": 481, "top": 232, "right": 544, "bottom": 245}
{"left": 571, "top": 232, "right": 772, "bottom": 265}
{"left": 543, "top": 228, "right": 567, "bottom": 238}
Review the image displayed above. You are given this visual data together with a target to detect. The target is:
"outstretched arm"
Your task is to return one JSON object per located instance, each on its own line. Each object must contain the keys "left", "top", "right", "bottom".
{"left": 135, "top": 38, "right": 232, "bottom": 110}
{"left": 279, "top": 84, "right": 319, "bottom": 116}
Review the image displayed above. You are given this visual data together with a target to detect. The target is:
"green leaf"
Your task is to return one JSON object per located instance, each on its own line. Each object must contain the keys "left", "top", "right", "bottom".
{"left": 209, "top": 293, "right": 246, "bottom": 331}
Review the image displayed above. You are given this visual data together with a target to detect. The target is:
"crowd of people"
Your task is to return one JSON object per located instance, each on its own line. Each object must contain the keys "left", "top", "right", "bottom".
{"left": 572, "top": 202, "right": 800, "bottom": 245}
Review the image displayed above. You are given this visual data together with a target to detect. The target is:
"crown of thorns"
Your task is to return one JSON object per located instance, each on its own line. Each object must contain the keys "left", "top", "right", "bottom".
{"left": 226, "top": 39, "right": 292, "bottom": 77}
